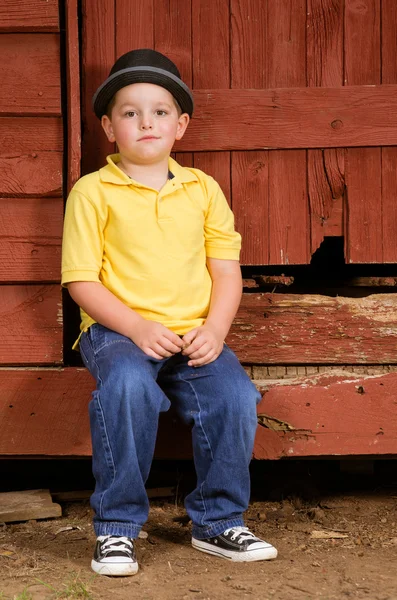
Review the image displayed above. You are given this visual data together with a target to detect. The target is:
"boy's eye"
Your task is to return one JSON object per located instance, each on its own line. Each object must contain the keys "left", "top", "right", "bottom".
{"left": 156, "top": 110, "right": 167, "bottom": 116}
{"left": 125, "top": 111, "right": 136, "bottom": 117}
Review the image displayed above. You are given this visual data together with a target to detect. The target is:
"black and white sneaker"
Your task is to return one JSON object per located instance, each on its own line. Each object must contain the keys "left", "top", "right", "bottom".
{"left": 91, "top": 535, "right": 138, "bottom": 576}
{"left": 192, "top": 526, "right": 277, "bottom": 562}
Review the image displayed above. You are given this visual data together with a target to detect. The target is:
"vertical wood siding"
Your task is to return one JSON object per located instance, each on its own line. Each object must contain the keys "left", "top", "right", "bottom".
{"left": 81, "top": 0, "right": 397, "bottom": 267}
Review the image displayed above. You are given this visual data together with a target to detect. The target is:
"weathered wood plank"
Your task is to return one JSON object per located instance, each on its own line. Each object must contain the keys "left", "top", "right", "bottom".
{"left": 155, "top": 0, "right": 193, "bottom": 181}
{"left": 0, "top": 369, "right": 192, "bottom": 458}
{"left": 228, "top": 293, "right": 397, "bottom": 364}
{"left": 116, "top": 0, "right": 154, "bottom": 52}
{"left": 194, "top": 153, "right": 231, "bottom": 206}
{"left": 231, "top": 152, "right": 268, "bottom": 264}
{"left": 0, "top": 197, "right": 63, "bottom": 282}
{"left": 81, "top": 0, "right": 115, "bottom": 175}
{"left": 254, "top": 372, "right": 397, "bottom": 458}
{"left": 231, "top": 0, "right": 268, "bottom": 264}
{"left": 0, "top": 490, "right": 61, "bottom": 523}
{"left": 155, "top": 0, "right": 191, "bottom": 85}
{"left": 268, "top": 150, "right": 309, "bottom": 265}
{"left": 381, "top": 0, "right": 397, "bottom": 263}
{"left": 0, "top": 152, "right": 62, "bottom": 198}
{"left": 0, "top": 117, "right": 63, "bottom": 197}
{"left": 307, "top": 0, "right": 344, "bottom": 254}
{"left": 266, "top": 0, "right": 309, "bottom": 266}
{"left": 192, "top": 0, "right": 230, "bottom": 215}
{"left": 0, "top": 285, "right": 62, "bottom": 364}
{"left": 175, "top": 85, "right": 397, "bottom": 152}
{"left": 66, "top": 0, "right": 81, "bottom": 192}
{"left": 0, "top": 0, "right": 59, "bottom": 32}
{"left": 0, "top": 34, "right": 61, "bottom": 115}
{"left": 1, "top": 117, "right": 63, "bottom": 153}
{"left": 2, "top": 369, "right": 397, "bottom": 458}
{"left": 344, "top": 0, "right": 382, "bottom": 263}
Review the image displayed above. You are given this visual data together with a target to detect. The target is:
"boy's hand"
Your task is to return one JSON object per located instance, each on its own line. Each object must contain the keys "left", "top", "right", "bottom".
{"left": 181, "top": 324, "right": 224, "bottom": 367}
{"left": 130, "top": 319, "right": 184, "bottom": 360}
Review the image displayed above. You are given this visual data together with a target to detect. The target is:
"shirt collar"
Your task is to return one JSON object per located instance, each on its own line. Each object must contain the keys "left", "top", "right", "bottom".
{"left": 99, "top": 154, "right": 198, "bottom": 187}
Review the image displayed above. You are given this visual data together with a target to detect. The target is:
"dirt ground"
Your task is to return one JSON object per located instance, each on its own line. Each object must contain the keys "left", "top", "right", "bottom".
{"left": 1, "top": 486, "right": 397, "bottom": 600}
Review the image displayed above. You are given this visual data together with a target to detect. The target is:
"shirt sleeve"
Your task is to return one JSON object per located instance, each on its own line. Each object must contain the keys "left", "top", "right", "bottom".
{"left": 204, "top": 177, "right": 241, "bottom": 260}
{"left": 61, "top": 188, "right": 105, "bottom": 286}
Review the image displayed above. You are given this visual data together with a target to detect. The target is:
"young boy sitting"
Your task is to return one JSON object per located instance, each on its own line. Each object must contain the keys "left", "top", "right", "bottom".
{"left": 62, "top": 48, "right": 277, "bottom": 576}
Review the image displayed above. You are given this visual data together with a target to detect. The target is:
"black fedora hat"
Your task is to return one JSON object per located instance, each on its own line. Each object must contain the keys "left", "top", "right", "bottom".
{"left": 93, "top": 48, "right": 194, "bottom": 119}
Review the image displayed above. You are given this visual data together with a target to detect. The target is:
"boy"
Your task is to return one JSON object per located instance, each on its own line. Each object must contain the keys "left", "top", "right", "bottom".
{"left": 62, "top": 49, "right": 277, "bottom": 576}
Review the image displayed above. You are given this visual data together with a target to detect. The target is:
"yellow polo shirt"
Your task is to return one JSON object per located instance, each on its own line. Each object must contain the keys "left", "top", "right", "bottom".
{"left": 61, "top": 154, "right": 241, "bottom": 341}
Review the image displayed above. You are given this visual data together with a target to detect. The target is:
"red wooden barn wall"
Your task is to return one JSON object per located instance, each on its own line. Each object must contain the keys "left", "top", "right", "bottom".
{"left": 82, "top": 0, "right": 397, "bottom": 266}
{"left": 0, "top": 0, "right": 63, "bottom": 365}
{"left": 1, "top": 0, "right": 397, "bottom": 459}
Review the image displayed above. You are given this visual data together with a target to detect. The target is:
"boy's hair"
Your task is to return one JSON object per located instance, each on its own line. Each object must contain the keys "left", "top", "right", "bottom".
{"left": 93, "top": 48, "right": 193, "bottom": 119}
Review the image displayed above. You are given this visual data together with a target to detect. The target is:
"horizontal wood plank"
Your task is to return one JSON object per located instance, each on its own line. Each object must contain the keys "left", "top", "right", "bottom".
{"left": 174, "top": 85, "right": 397, "bottom": 151}
{"left": 254, "top": 372, "right": 397, "bottom": 459}
{"left": 1, "top": 369, "right": 397, "bottom": 458}
{"left": 0, "top": 34, "right": 61, "bottom": 115}
{"left": 227, "top": 293, "right": 397, "bottom": 364}
{"left": 0, "top": 117, "right": 63, "bottom": 197}
{"left": 0, "top": 369, "right": 192, "bottom": 458}
{"left": 0, "top": 0, "right": 59, "bottom": 32}
{"left": 0, "top": 285, "right": 62, "bottom": 364}
{"left": 0, "top": 197, "right": 63, "bottom": 282}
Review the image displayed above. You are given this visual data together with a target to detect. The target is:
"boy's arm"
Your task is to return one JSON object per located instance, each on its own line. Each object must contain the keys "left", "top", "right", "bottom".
{"left": 182, "top": 258, "right": 242, "bottom": 367}
{"left": 68, "top": 281, "right": 183, "bottom": 359}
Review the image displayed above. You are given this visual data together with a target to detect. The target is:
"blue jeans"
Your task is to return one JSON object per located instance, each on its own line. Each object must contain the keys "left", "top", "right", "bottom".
{"left": 79, "top": 323, "right": 261, "bottom": 540}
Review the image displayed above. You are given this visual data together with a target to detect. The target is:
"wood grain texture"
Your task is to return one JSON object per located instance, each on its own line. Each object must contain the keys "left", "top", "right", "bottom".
{"left": 0, "top": 369, "right": 192, "bottom": 458}
{"left": 232, "top": 152, "right": 268, "bottom": 264}
{"left": 231, "top": 0, "right": 268, "bottom": 264}
{"left": 193, "top": 153, "right": 231, "bottom": 204}
{"left": 174, "top": 86, "right": 397, "bottom": 151}
{"left": 266, "top": 0, "right": 308, "bottom": 266}
{"left": 344, "top": 0, "right": 382, "bottom": 263}
{"left": 1, "top": 117, "right": 63, "bottom": 153}
{"left": 0, "top": 0, "right": 59, "bottom": 32}
{"left": 0, "top": 285, "right": 62, "bottom": 364}
{"left": 116, "top": 0, "right": 154, "bottom": 53}
{"left": 155, "top": 0, "right": 191, "bottom": 85}
{"left": 268, "top": 150, "right": 309, "bottom": 265}
{"left": 0, "top": 197, "right": 63, "bottom": 282}
{"left": 155, "top": 0, "right": 193, "bottom": 178}
{"left": 381, "top": 0, "right": 397, "bottom": 262}
{"left": 0, "top": 34, "right": 61, "bottom": 115}
{"left": 81, "top": 0, "right": 115, "bottom": 175}
{"left": 192, "top": 0, "right": 231, "bottom": 216}
{"left": 227, "top": 293, "right": 397, "bottom": 364}
{"left": 307, "top": 0, "right": 345, "bottom": 254}
{"left": 254, "top": 372, "right": 397, "bottom": 458}
{"left": 66, "top": 0, "right": 81, "bottom": 192}
{"left": 2, "top": 369, "right": 397, "bottom": 458}
{"left": 0, "top": 117, "right": 62, "bottom": 196}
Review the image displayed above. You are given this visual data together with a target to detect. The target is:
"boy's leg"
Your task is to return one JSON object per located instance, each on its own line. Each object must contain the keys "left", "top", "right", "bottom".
{"left": 160, "top": 345, "right": 260, "bottom": 537}
{"left": 80, "top": 324, "right": 170, "bottom": 539}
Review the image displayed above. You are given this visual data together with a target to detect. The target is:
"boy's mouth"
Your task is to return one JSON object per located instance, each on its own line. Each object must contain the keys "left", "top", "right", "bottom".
{"left": 138, "top": 135, "right": 160, "bottom": 141}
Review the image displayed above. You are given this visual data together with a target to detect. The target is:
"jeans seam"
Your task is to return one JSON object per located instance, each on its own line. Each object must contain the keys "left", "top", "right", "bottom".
{"left": 178, "top": 373, "right": 214, "bottom": 526}
{"left": 90, "top": 347, "right": 117, "bottom": 521}
{"left": 95, "top": 339, "right": 132, "bottom": 356}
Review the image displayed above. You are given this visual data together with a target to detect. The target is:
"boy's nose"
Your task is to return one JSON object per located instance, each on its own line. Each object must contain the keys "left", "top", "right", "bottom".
{"left": 140, "top": 116, "right": 153, "bottom": 129}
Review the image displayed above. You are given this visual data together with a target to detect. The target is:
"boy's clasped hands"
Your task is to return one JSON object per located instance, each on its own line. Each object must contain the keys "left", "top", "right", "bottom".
{"left": 130, "top": 318, "right": 224, "bottom": 367}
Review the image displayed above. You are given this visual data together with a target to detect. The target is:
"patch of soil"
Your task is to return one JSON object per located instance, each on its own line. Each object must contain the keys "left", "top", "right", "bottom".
{"left": 1, "top": 491, "right": 397, "bottom": 600}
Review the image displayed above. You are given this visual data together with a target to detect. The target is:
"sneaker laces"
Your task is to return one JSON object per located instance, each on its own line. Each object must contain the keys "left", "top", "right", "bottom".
{"left": 224, "top": 527, "right": 258, "bottom": 543}
{"left": 99, "top": 536, "right": 134, "bottom": 555}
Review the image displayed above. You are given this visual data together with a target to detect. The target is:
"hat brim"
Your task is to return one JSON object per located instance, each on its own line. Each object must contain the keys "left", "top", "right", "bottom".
{"left": 93, "top": 66, "right": 194, "bottom": 118}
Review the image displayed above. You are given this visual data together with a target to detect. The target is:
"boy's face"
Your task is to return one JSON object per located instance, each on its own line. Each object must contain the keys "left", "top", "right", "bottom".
{"left": 101, "top": 83, "right": 189, "bottom": 165}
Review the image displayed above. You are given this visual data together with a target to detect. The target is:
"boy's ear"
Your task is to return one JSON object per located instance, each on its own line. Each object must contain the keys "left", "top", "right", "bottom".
{"left": 175, "top": 113, "right": 190, "bottom": 141}
{"left": 101, "top": 115, "right": 116, "bottom": 143}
